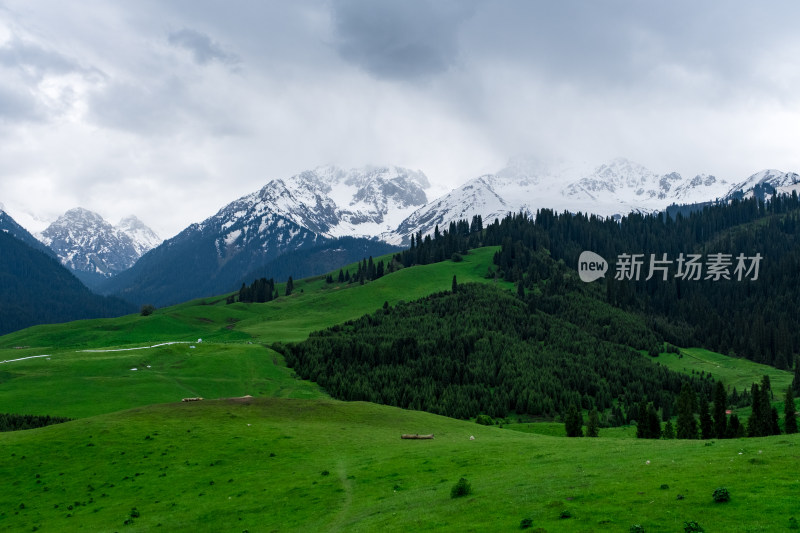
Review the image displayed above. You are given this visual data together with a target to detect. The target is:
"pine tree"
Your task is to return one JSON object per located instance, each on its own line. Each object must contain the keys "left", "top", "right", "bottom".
{"left": 793, "top": 356, "right": 800, "bottom": 395}
{"left": 746, "top": 382, "right": 774, "bottom": 437}
{"left": 587, "top": 408, "right": 600, "bottom": 437}
{"left": 647, "top": 403, "right": 661, "bottom": 439}
{"left": 770, "top": 406, "right": 781, "bottom": 435}
{"left": 713, "top": 380, "right": 728, "bottom": 439}
{"left": 662, "top": 419, "right": 675, "bottom": 439}
{"left": 747, "top": 383, "right": 762, "bottom": 437}
{"left": 785, "top": 388, "right": 798, "bottom": 435}
{"left": 565, "top": 403, "right": 583, "bottom": 437}
{"left": 285, "top": 276, "right": 294, "bottom": 296}
{"left": 676, "top": 382, "right": 698, "bottom": 439}
{"left": 338, "top": 269, "right": 344, "bottom": 283}
{"left": 699, "top": 396, "right": 714, "bottom": 439}
{"left": 636, "top": 400, "right": 648, "bottom": 439}
{"left": 727, "top": 414, "right": 744, "bottom": 438}
{"left": 452, "top": 275, "right": 458, "bottom": 294}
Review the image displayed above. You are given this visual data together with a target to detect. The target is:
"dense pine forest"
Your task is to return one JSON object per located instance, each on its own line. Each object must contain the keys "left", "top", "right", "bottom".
{"left": 282, "top": 193, "right": 800, "bottom": 428}
{"left": 389, "top": 194, "right": 800, "bottom": 369}
{"left": 0, "top": 413, "right": 72, "bottom": 432}
{"left": 281, "top": 282, "right": 713, "bottom": 422}
{"left": 486, "top": 193, "right": 800, "bottom": 368}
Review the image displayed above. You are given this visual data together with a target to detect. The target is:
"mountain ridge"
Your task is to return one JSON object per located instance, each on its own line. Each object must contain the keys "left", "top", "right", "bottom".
{"left": 11, "top": 159, "right": 798, "bottom": 309}
{"left": 36, "top": 208, "right": 160, "bottom": 289}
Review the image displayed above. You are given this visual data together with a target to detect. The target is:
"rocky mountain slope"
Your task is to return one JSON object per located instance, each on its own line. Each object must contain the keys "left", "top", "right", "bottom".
{"left": 37, "top": 208, "right": 160, "bottom": 288}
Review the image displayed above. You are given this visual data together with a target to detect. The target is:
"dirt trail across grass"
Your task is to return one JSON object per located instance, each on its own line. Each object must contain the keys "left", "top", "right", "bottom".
{"left": 0, "top": 354, "right": 51, "bottom": 364}
{"left": 327, "top": 461, "right": 354, "bottom": 532}
{"left": 80, "top": 341, "right": 191, "bottom": 353}
{"left": 1, "top": 341, "right": 192, "bottom": 365}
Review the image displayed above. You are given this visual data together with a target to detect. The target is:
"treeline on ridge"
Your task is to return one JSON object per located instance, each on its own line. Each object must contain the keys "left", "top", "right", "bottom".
{"left": 0, "top": 413, "right": 73, "bottom": 432}
{"left": 280, "top": 282, "right": 712, "bottom": 421}
{"left": 486, "top": 193, "right": 800, "bottom": 369}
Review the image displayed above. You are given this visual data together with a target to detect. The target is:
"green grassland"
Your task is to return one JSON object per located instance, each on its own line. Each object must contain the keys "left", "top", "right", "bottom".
{"left": 2, "top": 398, "right": 799, "bottom": 532}
{"left": 0, "top": 248, "right": 508, "bottom": 418}
{"left": 2, "top": 246, "right": 799, "bottom": 531}
{"left": 655, "top": 347, "right": 793, "bottom": 393}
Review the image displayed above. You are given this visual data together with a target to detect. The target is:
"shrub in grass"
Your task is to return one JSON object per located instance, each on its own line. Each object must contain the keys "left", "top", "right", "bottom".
{"left": 683, "top": 521, "right": 704, "bottom": 532}
{"left": 519, "top": 517, "right": 533, "bottom": 529}
{"left": 450, "top": 477, "right": 472, "bottom": 498}
{"left": 475, "top": 414, "right": 493, "bottom": 426}
{"left": 140, "top": 304, "right": 156, "bottom": 316}
{"left": 789, "top": 516, "right": 798, "bottom": 530}
{"left": 660, "top": 484, "right": 669, "bottom": 490}
{"left": 630, "top": 525, "right": 645, "bottom": 533}
{"left": 712, "top": 487, "right": 730, "bottom": 503}
{"left": 559, "top": 509, "right": 571, "bottom": 519}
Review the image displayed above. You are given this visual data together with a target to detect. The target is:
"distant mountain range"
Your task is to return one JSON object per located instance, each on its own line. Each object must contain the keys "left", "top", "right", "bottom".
{"left": 36, "top": 208, "right": 160, "bottom": 290}
{"left": 6, "top": 158, "right": 800, "bottom": 311}
{"left": 96, "top": 166, "right": 420, "bottom": 306}
{"left": 0, "top": 208, "right": 135, "bottom": 335}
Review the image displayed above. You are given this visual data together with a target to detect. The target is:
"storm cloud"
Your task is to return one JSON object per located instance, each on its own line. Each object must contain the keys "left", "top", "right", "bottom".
{"left": 167, "top": 28, "right": 239, "bottom": 67}
{"left": 0, "top": 1, "right": 799, "bottom": 239}
{"left": 331, "top": 0, "right": 477, "bottom": 80}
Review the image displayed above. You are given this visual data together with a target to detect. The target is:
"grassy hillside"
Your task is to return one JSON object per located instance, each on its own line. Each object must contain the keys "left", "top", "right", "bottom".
{"left": 2, "top": 398, "right": 799, "bottom": 532}
{"left": 0, "top": 248, "right": 508, "bottom": 418}
{"left": 655, "top": 347, "right": 793, "bottom": 393}
{"left": 3, "top": 244, "right": 800, "bottom": 531}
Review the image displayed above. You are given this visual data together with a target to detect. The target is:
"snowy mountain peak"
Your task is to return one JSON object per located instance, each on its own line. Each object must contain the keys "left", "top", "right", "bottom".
{"left": 389, "top": 157, "right": 744, "bottom": 245}
{"left": 561, "top": 158, "right": 730, "bottom": 205}
{"left": 727, "top": 169, "right": 800, "bottom": 199}
{"left": 39, "top": 208, "right": 160, "bottom": 278}
{"left": 565, "top": 158, "right": 663, "bottom": 200}
{"left": 214, "top": 165, "right": 432, "bottom": 248}
{"left": 117, "top": 215, "right": 162, "bottom": 254}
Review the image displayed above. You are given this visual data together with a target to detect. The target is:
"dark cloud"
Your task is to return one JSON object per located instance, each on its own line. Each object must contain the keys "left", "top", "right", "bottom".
{"left": 461, "top": 1, "right": 800, "bottom": 100}
{"left": 331, "top": 0, "right": 478, "bottom": 80}
{"left": 167, "top": 28, "right": 239, "bottom": 67}
{"left": 0, "top": 35, "right": 104, "bottom": 82}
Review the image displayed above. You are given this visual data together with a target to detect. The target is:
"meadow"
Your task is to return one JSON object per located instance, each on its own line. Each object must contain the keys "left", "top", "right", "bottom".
{"left": 1, "top": 246, "right": 798, "bottom": 531}
{"left": 2, "top": 398, "right": 799, "bottom": 532}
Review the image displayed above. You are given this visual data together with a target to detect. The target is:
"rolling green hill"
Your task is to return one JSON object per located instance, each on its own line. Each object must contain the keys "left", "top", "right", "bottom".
{"left": 2, "top": 397, "right": 799, "bottom": 532}
{"left": 2, "top": 244, "right": 798, "bottom": 531}
{"left": 0, "top": 248, "right": 508, "bottom": 418}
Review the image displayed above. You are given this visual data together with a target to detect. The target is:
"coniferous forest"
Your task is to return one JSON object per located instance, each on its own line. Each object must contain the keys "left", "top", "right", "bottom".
{"left": 486, "top": 193, "right": 800, "bottom": 368}
{"left": 282, "top": 283, "right": 713, "bottom": 422}
{"left": 0, "top": 230, "right": 135, "bottom": 336}
{"left": 282, "top": 193, "right": 800, "bottom": 428}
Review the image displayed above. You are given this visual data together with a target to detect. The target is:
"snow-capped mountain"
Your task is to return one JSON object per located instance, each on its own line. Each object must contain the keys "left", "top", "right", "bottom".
{"left": 117, "top": 215, "right": 162, "bottom": 256}
{"left": 99, "top": 165, "right": 422, "bottom": 306}
{"left": 389, "top": 157, "right": 734, "bottom": 243}
{"left": 216, "top": 165, "right": 429, "bottom": 243}
{"left": 724, "top": 169, "right": 800, "bottom": 200}
{"left": 38, "top": 208, "right": 161, "bottom": 278}
{"left": 0, "top": 206, "right": 58, "bottom": 257}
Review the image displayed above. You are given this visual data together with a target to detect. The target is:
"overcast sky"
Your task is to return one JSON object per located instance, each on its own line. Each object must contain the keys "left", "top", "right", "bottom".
{"left": 2, "top": 1, "right": 800, "bottom": 238}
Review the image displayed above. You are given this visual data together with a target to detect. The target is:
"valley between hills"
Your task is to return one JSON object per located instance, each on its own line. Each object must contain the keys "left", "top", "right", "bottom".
{"left": 2, "top": 238, "right": 799, "bottom": 532}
